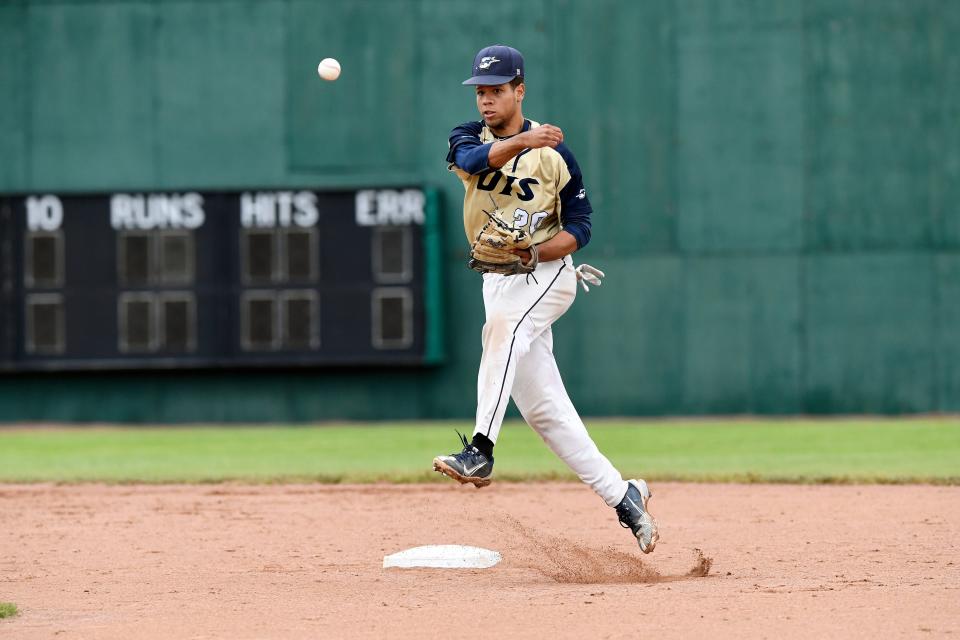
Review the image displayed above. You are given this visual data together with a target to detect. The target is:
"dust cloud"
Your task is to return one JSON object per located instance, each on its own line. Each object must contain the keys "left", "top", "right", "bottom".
{"left": 497, "top": 515, "right": 712, "bottom": 584}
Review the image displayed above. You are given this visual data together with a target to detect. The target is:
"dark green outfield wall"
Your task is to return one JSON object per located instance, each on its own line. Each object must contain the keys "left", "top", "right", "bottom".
{"left": 1, "top": 0, "right": 958, "bottom": 421}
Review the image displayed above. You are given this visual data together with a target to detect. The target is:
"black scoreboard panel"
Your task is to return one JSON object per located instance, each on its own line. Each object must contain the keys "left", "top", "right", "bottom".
{"left": 0, "top": 187, "right": 444, "bottom": 371}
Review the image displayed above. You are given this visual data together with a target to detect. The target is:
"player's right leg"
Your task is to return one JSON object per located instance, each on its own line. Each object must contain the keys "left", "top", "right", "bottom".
{"left": 511, "top": 328, "right": 659, "bottom": 553}
{"left": 433, "top": 257, "right": 574, "bottom": 487}
{"left": 432, "top": 430, "right": 493, "bottom": 488}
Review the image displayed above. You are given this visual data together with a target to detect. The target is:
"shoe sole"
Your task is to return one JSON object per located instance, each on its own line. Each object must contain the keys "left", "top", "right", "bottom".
{"left": 630, "top": 479, "right": 660, "bottom": 554}
{"left": 432, "top": 458, "right": 492, "bottom": 488}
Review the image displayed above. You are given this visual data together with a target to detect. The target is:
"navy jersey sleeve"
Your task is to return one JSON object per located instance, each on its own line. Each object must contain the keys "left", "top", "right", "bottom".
{"left": 555, "top": 143, "right": 593, "bottom": 249}
{"left": 445, "top": 121, "right": 491, "bottom": 175}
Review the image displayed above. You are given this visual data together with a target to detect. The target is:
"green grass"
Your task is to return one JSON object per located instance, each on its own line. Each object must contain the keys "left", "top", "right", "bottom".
{"left": 0, "top": 603, "right": 17, "bottom": 619}
{"left": 0, "top": 418, "right": 957, "bottom": 484}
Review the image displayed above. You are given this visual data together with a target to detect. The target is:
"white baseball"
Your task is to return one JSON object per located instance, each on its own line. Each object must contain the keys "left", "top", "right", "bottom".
{"left": 317, "top": 58, "right": 341, "bottom": 81}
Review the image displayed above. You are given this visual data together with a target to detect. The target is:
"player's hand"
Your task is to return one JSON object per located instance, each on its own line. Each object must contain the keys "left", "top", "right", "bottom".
{"left": 522, "top": 124, "right": 564, "bottom": 149}
{"left": 511, "top": 247, "right": 534, "bottom": 264}
{"left": 575, "top": 263, "right": 605, "bottom": 292}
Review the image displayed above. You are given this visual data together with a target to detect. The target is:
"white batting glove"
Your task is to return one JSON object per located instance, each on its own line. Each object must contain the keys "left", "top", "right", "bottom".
{"left": 574, "top": 264, "right": 605, "bottom": 292}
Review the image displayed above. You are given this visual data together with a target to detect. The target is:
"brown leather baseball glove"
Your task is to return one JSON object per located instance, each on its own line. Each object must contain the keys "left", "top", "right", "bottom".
{"left": 468, "top": 217, "right": 538, "bottom": 275}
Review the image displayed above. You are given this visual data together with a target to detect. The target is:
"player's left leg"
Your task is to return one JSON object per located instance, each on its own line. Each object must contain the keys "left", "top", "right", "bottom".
{"left": 511, "top": 327, "right": 659, "bottom": 553}
{"left": 511, "top": 327, "right": 626, "bottom": 505}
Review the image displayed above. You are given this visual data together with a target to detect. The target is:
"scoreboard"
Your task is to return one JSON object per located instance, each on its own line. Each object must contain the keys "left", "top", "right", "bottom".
{"left": 0, "top": 187, "right": 444, "bottom": 371}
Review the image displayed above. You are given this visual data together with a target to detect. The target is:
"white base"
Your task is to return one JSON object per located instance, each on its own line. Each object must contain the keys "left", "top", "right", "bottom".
{"left": 382, "top": 545, "right": 501, "bottom": 569}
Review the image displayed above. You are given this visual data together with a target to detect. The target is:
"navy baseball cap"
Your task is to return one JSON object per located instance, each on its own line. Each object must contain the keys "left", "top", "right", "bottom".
{"left": 462, "top": 45, "right": 524, "bottom": 86}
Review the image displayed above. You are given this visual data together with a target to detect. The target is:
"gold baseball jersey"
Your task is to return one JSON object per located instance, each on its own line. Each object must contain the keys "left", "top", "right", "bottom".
{"left": 446, "top": 119, "right": 593, "bottom": 250}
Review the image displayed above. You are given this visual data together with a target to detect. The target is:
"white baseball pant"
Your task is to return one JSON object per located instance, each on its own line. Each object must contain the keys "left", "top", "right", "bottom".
{"left": 473, "top": 256, "right": 629, "bottom": 507}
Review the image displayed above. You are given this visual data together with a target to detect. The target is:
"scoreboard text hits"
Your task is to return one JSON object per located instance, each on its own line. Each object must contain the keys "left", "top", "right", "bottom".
{"left": 0, "top": 187, "right": 443, "bottom": 371}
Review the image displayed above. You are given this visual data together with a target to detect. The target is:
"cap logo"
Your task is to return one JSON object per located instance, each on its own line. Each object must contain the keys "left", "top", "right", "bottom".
{"left": 477, "top": 56, "right": 500, "bottom": 70}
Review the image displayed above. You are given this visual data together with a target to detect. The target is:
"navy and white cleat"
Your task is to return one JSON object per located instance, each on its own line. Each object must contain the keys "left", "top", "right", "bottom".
{"left": 432, "top": 432, "right": 494, "bottom": 488}
{"left": 615, "top": 479, "right": 660, "bottom": 553}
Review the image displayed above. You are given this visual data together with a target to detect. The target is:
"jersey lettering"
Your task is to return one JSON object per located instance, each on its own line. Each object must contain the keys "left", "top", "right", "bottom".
{"left": 530, "top": 211, "right": 548, "bottom": 231}
{"left": 475, "top": 169, "right": 539, "bottom": 202}
{"left": 513, "top": 208, "right": 529, "bottom": 228}
{"left": 477, "top": 170, "right": 501, "bottom": 191}
{"left": 516, "top": 178, "right": 538, "bottom": 202}
{"left": 499, "top": 175, "right": 517, "bottom": 196}
{"left": 511, "top": 208, "right": 549, "bottom": 233}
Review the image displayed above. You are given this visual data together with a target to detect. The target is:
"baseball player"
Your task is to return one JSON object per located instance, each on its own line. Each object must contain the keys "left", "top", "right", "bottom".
{"left": 432, "top": 45, "right": 659, "bottom": 553}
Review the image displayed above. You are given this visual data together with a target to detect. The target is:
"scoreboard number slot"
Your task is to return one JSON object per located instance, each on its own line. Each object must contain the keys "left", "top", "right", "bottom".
{"left": 372, "top": 288, "right": 413, "bottom": 350}
{"left": 24, "top": 230, "right": 64, "bottom": 288}
{"left": 25, "top": 293, "right": 65, "bottom": 355}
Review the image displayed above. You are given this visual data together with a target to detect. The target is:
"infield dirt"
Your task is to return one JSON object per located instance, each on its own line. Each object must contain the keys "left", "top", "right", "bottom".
{"left": 1, "top": 482, "right": 957, "bottom": 639}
